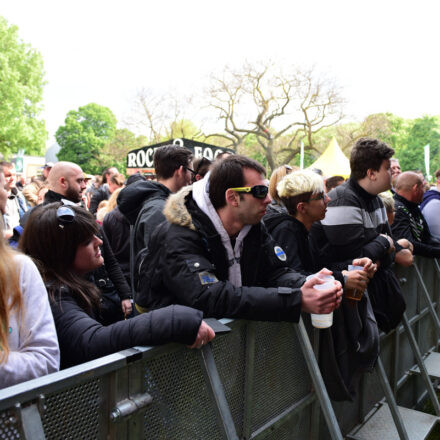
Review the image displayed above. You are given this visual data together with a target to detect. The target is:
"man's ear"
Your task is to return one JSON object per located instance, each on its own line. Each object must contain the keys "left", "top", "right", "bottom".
{"left": 225, "top": 189, "right": 239, "bottom": 207}
{"left": 59, "top": 176, "right": 67, "bottom": 188}
{"left": 366, "top": 168, "right": 376, "bottom": 181}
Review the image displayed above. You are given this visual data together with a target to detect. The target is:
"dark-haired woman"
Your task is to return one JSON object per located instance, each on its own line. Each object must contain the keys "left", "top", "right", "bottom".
{"left": 20, "top": 203, "right": 214, "bottom": 369}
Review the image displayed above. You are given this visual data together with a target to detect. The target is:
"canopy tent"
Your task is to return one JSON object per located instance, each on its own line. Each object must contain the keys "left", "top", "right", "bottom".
{"left": 307, "top": 137, "right": 351, "bottom": 178}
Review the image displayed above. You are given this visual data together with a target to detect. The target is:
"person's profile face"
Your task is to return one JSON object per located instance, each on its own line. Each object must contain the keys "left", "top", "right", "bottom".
{"left": 72, "top": 234, "right": 104, "bottom": 275}
{"left": 0, "top": 173, "right": 8, "bottom": 214}
{"left": 390, "top": 161, "right": 401, "bottom": 178}
{"left": 3, "top": 165, "right": 16, "bottom": 190}
{"left": 65, "top": 168, "right": 86, "bottom": 202}
{"left": 374, "top": 159, "right": 392, "bottom": 193}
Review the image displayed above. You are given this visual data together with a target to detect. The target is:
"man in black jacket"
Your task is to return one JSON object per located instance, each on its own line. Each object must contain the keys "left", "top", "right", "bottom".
{"left": 392, "top": 171, "right": 440, "bottom": 257}
{"left": 138, "top": 155, "right": 342, "bottom": 322}
{"left": 118, "top": 145, "right": 193, "bottom": 256}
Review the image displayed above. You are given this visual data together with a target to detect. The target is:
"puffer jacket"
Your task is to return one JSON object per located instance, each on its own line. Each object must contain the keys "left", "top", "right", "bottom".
{"left": 146, "top": 186, "right": 306, "bottom": 322}
{"left": 49, "top": 284, "right": 202, "bottom": 369}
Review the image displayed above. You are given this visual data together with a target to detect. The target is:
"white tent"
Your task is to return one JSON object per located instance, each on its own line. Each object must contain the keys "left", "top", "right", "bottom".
{"left": 307, "top": 137, "right": 350, "bottom": 178}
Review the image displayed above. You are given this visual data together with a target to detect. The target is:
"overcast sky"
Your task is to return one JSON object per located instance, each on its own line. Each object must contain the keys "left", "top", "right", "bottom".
{"left": 2, "top": 0, "right": 440, "bottom": 147}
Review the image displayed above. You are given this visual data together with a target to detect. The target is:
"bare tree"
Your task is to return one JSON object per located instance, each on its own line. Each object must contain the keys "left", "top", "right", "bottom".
{"left": 204, "top": 62, "right": 345, "bottom": 170}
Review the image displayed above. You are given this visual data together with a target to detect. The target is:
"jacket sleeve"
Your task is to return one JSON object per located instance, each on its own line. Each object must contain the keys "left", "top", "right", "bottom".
{"left": 161, "top": 229, "right": 302, "bottom": 322}
{"left": 0, "top": 256, "right": 60, "bottom": 388}
{"left": 100, "top": 229, "right": 131, "bottom": 300}
{"left": 392, "top": 206, "right": 440, "bottom": 258}
{"left": 51, "top": 296, "right": 202, "bottom": 367}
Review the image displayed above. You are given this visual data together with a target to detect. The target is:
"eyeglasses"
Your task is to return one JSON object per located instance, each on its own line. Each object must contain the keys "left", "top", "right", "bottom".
{"left": 185, "top": 166, "right": 196, "bottom": 176}
{"left": 229, "top": 185, "right": 269, "bottom": 199}
{"left": 57, "top": 206, "right": 75, "bottom": 228}
{"left": 308, "top": 192, "right": 325, "bottom": 202}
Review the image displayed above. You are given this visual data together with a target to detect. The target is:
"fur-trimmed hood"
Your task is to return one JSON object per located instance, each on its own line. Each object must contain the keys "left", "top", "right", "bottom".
{"left": 163, "top": 185, "right": 196, "bottom": 231}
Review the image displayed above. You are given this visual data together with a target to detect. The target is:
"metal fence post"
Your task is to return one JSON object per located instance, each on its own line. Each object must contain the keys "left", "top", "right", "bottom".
{"left": 242, "top": 322, "right": 256, "bottom": 439}
{"left": 294, "top": 318, "right": 343, "bottom": 440}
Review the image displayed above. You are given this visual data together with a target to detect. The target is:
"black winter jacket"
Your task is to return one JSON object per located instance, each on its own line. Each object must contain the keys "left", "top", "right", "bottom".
{"left": 89, "top": 185, "right": 110, "bottom": 215}
{"left": 117, "top": 180, "right": 171, "bottom": 255}
{"left": 263, "top": 211, "right": 314, "bottom": 276}
{"left": 49, "top": 285, "right": 203, "bottom": 369}
{"left": 145, "top": 186, "right": 306, "bottom": 322}
{"left": 392, "top": 193, "right": 440, "bottom": 257}
{"left": 102, "top": 207, "right": 131, "bottom": 284}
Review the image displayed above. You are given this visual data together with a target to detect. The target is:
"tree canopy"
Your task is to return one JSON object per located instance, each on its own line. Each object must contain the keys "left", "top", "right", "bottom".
{"left": 0, "top": 16, "right": 47, "bottom": 157}
{"left": 56, "top": 103, "right": 117, "bottom": 174}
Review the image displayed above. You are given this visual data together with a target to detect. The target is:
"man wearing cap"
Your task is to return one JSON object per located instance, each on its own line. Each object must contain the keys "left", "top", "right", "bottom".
{"left": 136, "top": 154, "right": 342, "bottom": 323}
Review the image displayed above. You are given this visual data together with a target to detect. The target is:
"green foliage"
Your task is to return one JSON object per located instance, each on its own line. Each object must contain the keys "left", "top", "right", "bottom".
{"left": 395, "top": 116, "right": 440, "bottom": 175}
{"left": 103, "top": 128, "right": 147, "bottom": 174}
{"left": 0, "top": 16, "right": 47, "bottom": 157}
{"left": 56, "top": 103, "right": 117, "bottom": 174}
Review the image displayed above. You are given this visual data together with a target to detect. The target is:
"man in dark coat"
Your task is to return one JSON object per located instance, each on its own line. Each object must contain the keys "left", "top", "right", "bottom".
{"left": 118, "top": 145, "right": 193, "bottom": 257}
{"left": 392, "top": 171, "right": 440, "bottom": 257}
{"left": 138, "top": 155, "right": 343, "bottom": 322}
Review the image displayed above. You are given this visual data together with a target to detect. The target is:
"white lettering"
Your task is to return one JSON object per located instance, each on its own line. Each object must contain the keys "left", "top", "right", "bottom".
{"left": 203, "top": 148, "right": 213, "bottom": 160}
{"left": 136, "top": 150, "right": 146, "bottom": 167}
{"left": 127, "top": 153, "right": 137, "bottom": 167}
{"left": 146, "top": 149, "right": 154, "bottom": 167}
{"left": 173, "top": 138, "right": 184, "bottom": 147}
{"left": 194, "top": 146, "right": 203, "bottom": 158}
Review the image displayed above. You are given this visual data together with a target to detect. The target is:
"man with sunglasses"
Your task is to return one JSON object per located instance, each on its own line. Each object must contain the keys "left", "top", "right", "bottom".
{"left": 136, "top": 155, "right": 342, "bottom": 323}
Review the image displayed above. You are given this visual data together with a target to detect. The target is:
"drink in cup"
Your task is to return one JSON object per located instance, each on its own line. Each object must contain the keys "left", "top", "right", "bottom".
{"left": 307, "top": 275, "right": 335, "bottom": 329}
{"left": 344, "top": 265, "right": 364, "bottom": 301}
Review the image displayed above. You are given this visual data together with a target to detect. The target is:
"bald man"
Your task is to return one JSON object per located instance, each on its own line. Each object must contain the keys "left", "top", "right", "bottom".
{"left": 392, "top": 171, "right": 440, "bottom": 257}
{"left": 45, "top": 161, "right": 87, "bottom": 204}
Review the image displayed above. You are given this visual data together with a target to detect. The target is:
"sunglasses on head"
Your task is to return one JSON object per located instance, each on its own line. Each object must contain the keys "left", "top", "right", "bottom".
{"left": 229, "top": 185, "right": 269, "bottom": 199}
{"left": 57, "top": 206, "right": 75, "bottom": 228}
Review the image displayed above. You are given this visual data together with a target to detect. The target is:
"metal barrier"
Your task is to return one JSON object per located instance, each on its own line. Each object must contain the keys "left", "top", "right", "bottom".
{"left": 0, "top": 257, "right": 439, "bottom": 439}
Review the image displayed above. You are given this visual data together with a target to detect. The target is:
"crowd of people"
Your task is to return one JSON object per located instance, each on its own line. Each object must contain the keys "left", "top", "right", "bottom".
{"left": 1, "top": 138, "right": 440, "bottom": 400}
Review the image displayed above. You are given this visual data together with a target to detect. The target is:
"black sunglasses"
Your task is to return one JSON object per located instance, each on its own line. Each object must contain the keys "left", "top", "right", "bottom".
{"left": 57, "top": 206, "right": 75, "bottom": 228}
{"left": 229, "top": 185, "right": 269, "bottom": 199}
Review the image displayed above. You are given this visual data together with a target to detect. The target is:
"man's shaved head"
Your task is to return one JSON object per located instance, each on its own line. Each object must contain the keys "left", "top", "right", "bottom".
{"left": 395, "top": 171, "right": 422, "bottom": 192}
{"left": 47, "top": 161, "right": 86, "bottom": 202}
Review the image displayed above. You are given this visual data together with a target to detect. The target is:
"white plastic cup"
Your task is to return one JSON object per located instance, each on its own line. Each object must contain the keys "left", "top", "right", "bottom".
{"left": 310, "top": 281, "right": 334, "bottom": 329}
{"left": 306, "top": 273, "right": 335, "bottom": 282}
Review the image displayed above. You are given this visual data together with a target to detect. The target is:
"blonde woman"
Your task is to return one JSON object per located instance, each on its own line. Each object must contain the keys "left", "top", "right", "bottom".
{"left": 0, "top": 168, "right": 59, "bottom": 388}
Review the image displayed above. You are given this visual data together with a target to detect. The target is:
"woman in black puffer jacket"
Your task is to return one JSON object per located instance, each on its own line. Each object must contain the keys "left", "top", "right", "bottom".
{"left": 20, "top": 203, "right": 214, "bottom": 369}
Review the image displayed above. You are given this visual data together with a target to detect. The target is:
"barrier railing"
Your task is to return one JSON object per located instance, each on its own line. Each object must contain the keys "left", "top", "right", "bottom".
{"left": 0, "top": 257, "right": 439, "bottom": 439}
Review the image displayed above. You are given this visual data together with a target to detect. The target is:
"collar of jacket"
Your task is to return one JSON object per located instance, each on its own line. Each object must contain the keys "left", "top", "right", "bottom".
{"left": 394, "top": 192, "right": 421, "bottom": 212}
{"left": 44, "top": 190, "right": 65, "bottom": 204}
{"left": 348, "top": 178, "right": 378, "bottom": 201}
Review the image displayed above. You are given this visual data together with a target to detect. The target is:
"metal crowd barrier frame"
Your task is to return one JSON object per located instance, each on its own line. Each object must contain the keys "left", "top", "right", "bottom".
{"left": 0, "top": 257, "right": 439, "bottom": 439}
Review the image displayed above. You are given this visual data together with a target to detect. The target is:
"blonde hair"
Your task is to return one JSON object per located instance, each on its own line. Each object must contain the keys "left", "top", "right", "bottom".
{"left": 378, "top": 191, "right": 395, "bottom": 213}
{"left": 269, "top": 165, "right": 299, "bottom": 203}
{"left": 107, "top": 187, "right": 122, "bottom": 212}
{"left": 277, "top": 169, "right": 325, "bottom": 199}
{"left": 0, "top": 226, "right": 23, "bottom": 363}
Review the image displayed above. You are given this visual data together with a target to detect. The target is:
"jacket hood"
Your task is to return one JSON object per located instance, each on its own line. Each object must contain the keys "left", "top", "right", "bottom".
{"left": 420, "top": 188, "right": 440, "bottom": 210}
{"left": 163, "top": 185, "right": 196, "bottom": 231}
{"left": 117, "top": 180, "right": 171, "bottom": 224}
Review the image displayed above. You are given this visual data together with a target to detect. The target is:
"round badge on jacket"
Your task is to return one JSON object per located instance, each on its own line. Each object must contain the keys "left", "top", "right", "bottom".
{"left": 274, "top": 246, "right": 287, "bottom": 261}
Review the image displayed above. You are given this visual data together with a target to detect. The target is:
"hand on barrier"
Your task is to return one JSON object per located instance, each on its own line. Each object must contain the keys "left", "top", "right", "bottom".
{"left": 188, "top": 320, "right": 215, "bottom": 349}
{"left": 301, "top": 276, "right": 343, "bottom": 315}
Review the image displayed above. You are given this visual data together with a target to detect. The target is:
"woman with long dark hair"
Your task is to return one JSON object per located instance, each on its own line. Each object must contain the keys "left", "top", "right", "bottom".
{"left": 0, "top": 169, "right": 59, "bottom": 388}
{"left": 20, "top": 203, "right": 214, "bottom": 369}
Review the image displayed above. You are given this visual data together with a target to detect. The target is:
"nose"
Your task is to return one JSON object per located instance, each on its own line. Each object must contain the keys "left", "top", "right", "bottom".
{"left": 324, "top": 194, "right": 331, "bottom": 204}
{"left": 93, "top": 235, "right": 103, "bottom": 247}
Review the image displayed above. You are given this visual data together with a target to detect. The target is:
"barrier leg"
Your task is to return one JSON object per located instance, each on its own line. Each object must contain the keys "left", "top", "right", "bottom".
{"left": 414, "top": 263, "right": 440, "bottom": 333}
{"left": 294, "top": 318, "right": 343, "bottom": 440}
{"left": 198, "top": 344, "right": 239, "bottom": 440}
{"left": 376, "top": 357, "right": 410, "bottom": 440}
